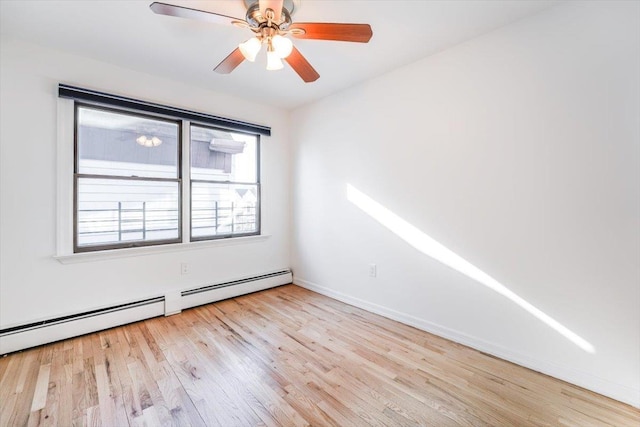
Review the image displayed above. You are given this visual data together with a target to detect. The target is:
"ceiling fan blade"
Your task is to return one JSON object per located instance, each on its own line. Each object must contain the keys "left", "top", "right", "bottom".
{"left": 290, "top": 23, "right": 373, "bottom": 43}
{"left": 284, "top": 47, "right": 320, "bottom": 83}
{"left": 259, "top": 0, "right": 284, "bottom": 22}
{"left": 150, "top": 2, "right": 242, "bottom": 26}
{"left": 214, "top": 48, "right": 245, "bottom": 74}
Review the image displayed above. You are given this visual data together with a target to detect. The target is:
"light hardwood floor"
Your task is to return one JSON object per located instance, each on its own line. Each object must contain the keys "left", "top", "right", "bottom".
{"left": 1, "top": 284, "right": 638, "bottom": 426}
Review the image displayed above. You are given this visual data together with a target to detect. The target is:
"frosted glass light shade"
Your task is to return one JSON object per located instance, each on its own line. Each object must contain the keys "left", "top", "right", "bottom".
{"left": 136, "top": 135, "right": 162, "bottom": 147}
{"left": 239, "top": 37, "right": 262, "bottom": 62}
{"left": 271, "top": 35, "right": 293, "bottom": 58}
{"left": 266, "top": 50, "right": 284, "bottom": 70}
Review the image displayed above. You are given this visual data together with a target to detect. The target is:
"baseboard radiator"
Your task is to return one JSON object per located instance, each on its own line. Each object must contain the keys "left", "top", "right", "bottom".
{"left": 0, "top": 269, "right": 292, "bottom": 355}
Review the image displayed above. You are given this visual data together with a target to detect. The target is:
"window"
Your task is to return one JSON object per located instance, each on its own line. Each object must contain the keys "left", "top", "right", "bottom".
{"left": 190, "top": 125, "right": 259, "bottom": 240}
{"left": 75, "top": 106, "right": 181, "bottom": 251}
{"left": 63, "top": 85, "right": 267, "bottom": 254}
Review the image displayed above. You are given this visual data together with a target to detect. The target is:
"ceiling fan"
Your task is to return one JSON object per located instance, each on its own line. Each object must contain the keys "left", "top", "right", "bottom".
{"left": 150, "top": 0, "right": 373, "bottom": 83}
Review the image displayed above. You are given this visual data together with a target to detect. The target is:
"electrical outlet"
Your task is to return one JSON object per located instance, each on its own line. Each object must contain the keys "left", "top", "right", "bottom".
{"left": 181, "top": 262, "right": 189, "bottom": 275}
{"left": 369, "top": 263, "right": 377, "bottom": 278}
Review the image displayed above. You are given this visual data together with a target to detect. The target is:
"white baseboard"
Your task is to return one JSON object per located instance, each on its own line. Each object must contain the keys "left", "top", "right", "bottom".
{"left": 294, "top": 277, "right": 640, "bottom": 409}
{"left": 0, "top": 270, "right": 292, "bottom": 355}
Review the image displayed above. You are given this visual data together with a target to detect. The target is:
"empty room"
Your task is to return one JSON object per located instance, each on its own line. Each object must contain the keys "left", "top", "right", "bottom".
{"left": 1, "top": 0, "right": 638, "bottom": 425}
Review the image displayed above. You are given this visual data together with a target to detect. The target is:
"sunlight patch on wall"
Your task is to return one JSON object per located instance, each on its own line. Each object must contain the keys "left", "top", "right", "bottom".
{"left": 346, "top": 184, "right": 595, "bottom": 354}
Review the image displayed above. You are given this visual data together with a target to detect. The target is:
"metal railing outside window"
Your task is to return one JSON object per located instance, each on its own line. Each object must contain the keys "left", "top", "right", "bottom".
{"left": 77, "top": 201, "right": 257, "bottom": 244}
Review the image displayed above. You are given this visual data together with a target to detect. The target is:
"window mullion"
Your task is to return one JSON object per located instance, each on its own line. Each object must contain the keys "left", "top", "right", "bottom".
{"left": 182, "top": 121, "right": 191, "bottom": 243}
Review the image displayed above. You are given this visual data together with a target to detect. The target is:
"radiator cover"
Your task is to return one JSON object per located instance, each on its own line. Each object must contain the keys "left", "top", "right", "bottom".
{"left": 0, "top": 269, "right": 292, "bottom": 355}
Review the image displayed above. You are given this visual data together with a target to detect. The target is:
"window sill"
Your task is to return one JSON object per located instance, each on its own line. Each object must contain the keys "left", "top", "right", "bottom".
{"left": 54, "top": 234, "right": 271, "bottom": 264}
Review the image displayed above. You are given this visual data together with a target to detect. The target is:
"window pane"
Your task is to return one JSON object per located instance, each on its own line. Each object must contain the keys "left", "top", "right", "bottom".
{"left": 77, "top": 178, "right": 179, "bottom": 247}
{"left": 191, "top": 182, "right": 258, "bottom": 238}
{"left": 190, "top": 125, "right": 257, "bottom": 183}
{"left": 77, "top": 106, "right": 179, "bottom": 179}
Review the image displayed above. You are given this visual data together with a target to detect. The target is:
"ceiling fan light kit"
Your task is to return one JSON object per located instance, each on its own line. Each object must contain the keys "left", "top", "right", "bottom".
{"left": 266, "top": 49, "right": 284, "bottom": 70}
{"left": 150, "top": 0, "right": 372, "bottom": 82}
{"left": 239, "top": 36, "right": 262, "bottom": 62}
{"left": 272, "top": 35, "right": 293, "bottom": 58}
{"left": 237, "top": 8, "right": 295, "bottom": 69}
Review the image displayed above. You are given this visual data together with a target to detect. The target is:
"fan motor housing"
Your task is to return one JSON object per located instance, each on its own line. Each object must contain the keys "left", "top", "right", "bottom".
{"left": 245, "top": 3, "right": 292, "bottom": 29}
{"left": 243, "top": 0, "right": 297, "bottom": 15}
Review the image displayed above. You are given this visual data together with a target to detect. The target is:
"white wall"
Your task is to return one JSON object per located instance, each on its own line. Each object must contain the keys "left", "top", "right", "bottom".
{"left": 290, "top": 1, "right": 639, "bottom": 407}
{"left": 0, "top": 38, "right": 291, "bottom": 327}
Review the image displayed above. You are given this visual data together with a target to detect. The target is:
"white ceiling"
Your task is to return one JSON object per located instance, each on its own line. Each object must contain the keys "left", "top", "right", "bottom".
{"left": 0, "top": 0, "right": 559, "bottom": 110}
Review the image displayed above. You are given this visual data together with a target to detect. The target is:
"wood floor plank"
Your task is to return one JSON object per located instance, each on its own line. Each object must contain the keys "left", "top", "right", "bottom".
{"left": 0, "top": 352, "right": 23, "bottom": 425}
{"left": 1, "top": 284, "right": 638, "bottom": 427}
{"left": 0, "top": 394, "right": 18, "bottom": 427}
{"left": 29, "top": 363, "right": 51, "bottom": 412}
{"left": 6, "top": 349, "right": 41, "bottom": 427}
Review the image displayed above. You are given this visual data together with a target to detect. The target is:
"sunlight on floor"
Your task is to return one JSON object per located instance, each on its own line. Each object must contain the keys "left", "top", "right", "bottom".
{"left": 346, "top": 184, "right": 595, "bottom": 354}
